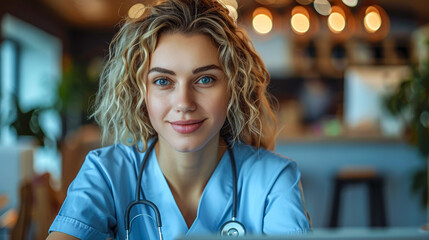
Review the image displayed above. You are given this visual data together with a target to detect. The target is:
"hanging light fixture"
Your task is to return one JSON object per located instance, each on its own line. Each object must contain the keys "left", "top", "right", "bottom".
{"left": 128, "top": 3, "right": 145, "bottom": 19}
{"left": 291, "top": 6, "right": 310, "bottom": 34}
{"left": 342, "top": 0, "right": 359, "bottom": 7}
{"left": 328, "top": 6, "right": 346, "bottom": 33}
{"left": 252, "top": 7, "right": 274, "bottom": 35}
{"left": 314, "top": 0, "right": 331, "bottom": 16}
{"left": 217, "top": 0, "right": 238, "bottom": 9}
{"left": 364, "top": 6, "right": 382, "bottom": 33}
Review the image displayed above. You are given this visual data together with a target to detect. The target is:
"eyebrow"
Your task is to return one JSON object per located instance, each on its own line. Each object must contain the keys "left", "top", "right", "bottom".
{"left": 192, "top": 64, "right": 222, "bottom": 74}
{"left": 148, "top": 64, "right": 222, "bottom": 75}
{"left": 148, "top": 67, "right": 175, "bottom": 75}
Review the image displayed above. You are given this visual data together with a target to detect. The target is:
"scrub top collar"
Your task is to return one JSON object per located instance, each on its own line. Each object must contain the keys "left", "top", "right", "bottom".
{"left": 141, "top": 145, "right": 234, "bottom": 238}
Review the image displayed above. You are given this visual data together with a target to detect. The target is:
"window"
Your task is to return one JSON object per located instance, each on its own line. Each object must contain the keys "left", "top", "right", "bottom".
{"left": 1, "top": 14, "right": 62, "bottom": 179}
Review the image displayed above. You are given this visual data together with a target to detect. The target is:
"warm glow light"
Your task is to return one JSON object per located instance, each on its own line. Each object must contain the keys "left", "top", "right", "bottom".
{"left": 218, "top": 0, "right": 238, "bottom": 9}
{"left": 128, "top": 3, "right": 145, "bottom": 19}
{"left": 314, "top": 0, "right": 331, "bottom": 16}
{"left": 253, "top": 7, "right": 273, "bottom": 20}
{"left": 253, "top": 14, "right": 273, "bottom": 34}
{"left": 225, "top": 5, "right": 238, "bottom": 22}
{"left": 364, "top": 10, "right": 382, "bottom": 32}
{"left": 292, "top": 6, "right": 310, "bottom": 18}
{"left": 361, "top": 5, "right": 389, "bottom": 40}
{"left": 291, "top": 13, "right": 310, "bottom": 34}
{"left": 342, "top": 0, "right": 358, "bottom": 7}
{"left": 328, "top": 12, "right": 346, "bottom": 33}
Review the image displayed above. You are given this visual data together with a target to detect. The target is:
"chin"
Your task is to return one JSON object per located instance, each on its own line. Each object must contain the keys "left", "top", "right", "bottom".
{"left": 159, "top": 131, "right": 220, "bottom": 153}
{"left": 171, "top": 141, "right": 205, "bottom": 153}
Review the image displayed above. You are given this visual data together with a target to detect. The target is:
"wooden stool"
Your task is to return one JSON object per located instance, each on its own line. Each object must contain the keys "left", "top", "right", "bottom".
{"left": 329, "top": 169, "right": 387, "bottom": 227}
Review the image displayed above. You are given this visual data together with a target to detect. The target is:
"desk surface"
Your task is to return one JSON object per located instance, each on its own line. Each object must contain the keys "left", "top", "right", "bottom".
{"left": 177, "top": 227, "right": 429, "bottom": 240}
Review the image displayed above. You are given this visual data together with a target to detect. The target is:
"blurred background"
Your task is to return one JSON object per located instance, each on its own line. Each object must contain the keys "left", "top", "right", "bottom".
{"left": 0, "top": 0, "right": 428, "bottom": 239}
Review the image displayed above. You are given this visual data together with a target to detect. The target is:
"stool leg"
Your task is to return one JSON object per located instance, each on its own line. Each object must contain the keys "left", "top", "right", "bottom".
{"left": 369, "top": 180, "right": 377, "bottom": 227}
{"left": 329, "top": 180, "right": 342, "bottom": 227}
{"left": 375, "top": 179, "right": 387, "bottom": 227}
{"left": 369, "top": 178, "right": 387, "bottom": 227}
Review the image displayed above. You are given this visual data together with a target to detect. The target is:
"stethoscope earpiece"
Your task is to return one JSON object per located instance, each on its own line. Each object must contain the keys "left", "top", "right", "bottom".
{"left": 220, "top": 220, "right": 246, "bottom": 237}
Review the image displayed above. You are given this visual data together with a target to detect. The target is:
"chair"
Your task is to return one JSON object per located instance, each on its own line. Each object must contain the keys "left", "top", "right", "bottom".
{"left": 10, "top": 180, "right": 32, "bottom": 240}
{"left": 9, "top": 173, "right": 61, "bottom": 240}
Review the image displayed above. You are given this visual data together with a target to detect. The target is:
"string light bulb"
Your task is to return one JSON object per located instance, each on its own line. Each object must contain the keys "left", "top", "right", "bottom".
{"left": 342, "top": 0, "right": 358, "bottom": 7}
{"left": 128, "top": 3, "right": 145, "bottom": 19}
{"left": 328, "top": 6, "right": 346, "bottom": 33}
{"left": 252, "top": 7, "right": 273, "bottom": 34}
{"left": 314, "top": 0, "right": 331, "bottom": 16}
{"left": 328, "top": 12, "right": 345, "bottom": 33}
{"left": 291, "top": 6, "right": 310, "bottom": 34}
{"left": 364, "top": 6, "right": 382, "bottom": 33}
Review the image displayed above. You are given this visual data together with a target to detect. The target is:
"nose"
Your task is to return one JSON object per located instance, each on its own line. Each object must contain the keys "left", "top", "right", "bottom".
{"left": 173, "top": 85, "right": 196, "bottom": 113}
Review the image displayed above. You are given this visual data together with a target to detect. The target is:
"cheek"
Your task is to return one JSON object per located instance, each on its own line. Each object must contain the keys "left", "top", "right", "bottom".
{"left": 210, "top": 94, "right": 229, "bottom": 120}
{"left": 146, "top": 92, "right": 167, "bottom": 122}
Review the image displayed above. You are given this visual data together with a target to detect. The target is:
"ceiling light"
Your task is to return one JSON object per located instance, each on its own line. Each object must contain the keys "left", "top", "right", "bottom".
{"left": 218, "top": 0, "right": 238, "bottom": 9}
{"left": 253, "top": 7, "right": 273, "bottom": 20}
{"left": 328, "top": 12, "right": 346, "bottom": 33}
{"left": 364, "top": 11, "right": 382, "bottom": 33}
{"left": 128, "top": 3, "right": 145, "bottom": 19}
{"left": 225, "top": 5, "right": 238, "bottom": 23}
{"left": 291, "top": 13, "right": 310, "bottom": 34}
{"left": 314, "top": 0, "right": 331, "bottom": 16}
{"left": 291, "top": 6, "right": 310, "bottom": 34}
{"left": 252, "top": 8, "right": 273, "bottom": 35}
{"left": 342, "top": 0, "right": 358, "bottom": 7}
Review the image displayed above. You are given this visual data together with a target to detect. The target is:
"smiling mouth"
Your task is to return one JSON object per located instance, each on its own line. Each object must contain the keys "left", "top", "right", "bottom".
{"left": 169, "top": 119, "right": 205, "bottom": 134}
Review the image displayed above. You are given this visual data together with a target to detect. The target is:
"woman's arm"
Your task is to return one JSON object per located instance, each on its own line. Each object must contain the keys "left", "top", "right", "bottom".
{"left": 46, "top": 232, "right": 80, "bottom": 240}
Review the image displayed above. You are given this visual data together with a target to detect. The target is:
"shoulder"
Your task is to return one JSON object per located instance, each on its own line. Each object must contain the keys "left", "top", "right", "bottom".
{"left": 232, "top": 141, "right": 300, "bottom": 190}
{"left": 76, "top": 143, "right": 146, "bottom": 184}
{"left": 233, "top": 141, "right": 297, "bottom": 174}
{"left": 85, "top": 143, "right": 143, "bottom": 168}
{"left": 88, "top": 142, "right": 140, "bottom": 160}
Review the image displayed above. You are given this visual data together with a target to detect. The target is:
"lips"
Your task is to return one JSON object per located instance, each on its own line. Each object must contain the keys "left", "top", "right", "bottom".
{"left": 170, "top": 119, "right": 205, "bottom": 134}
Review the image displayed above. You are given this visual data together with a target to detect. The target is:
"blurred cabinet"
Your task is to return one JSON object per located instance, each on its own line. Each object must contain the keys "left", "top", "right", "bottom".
{"left": 290, "top": 36, "right": 411, "bottom": 78}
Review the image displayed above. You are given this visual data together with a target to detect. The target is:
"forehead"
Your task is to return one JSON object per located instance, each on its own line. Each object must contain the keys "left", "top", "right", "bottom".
{"left": 150, "top": 33, "right": 221, "bottom": 70}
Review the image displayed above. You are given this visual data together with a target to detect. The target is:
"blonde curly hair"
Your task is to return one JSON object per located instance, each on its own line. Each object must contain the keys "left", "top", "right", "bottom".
{"left": 92, "top": 0, "right": 278, "bottom": 152}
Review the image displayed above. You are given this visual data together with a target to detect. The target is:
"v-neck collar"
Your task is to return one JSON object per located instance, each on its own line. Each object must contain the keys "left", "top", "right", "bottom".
{"left": 141, "top": 147, "right": 234, "bottom": 238}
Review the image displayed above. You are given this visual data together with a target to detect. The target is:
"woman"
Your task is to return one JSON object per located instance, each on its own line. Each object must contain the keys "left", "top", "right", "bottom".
{"left": 48, "top": 0, "right": 311, "bottom": 239}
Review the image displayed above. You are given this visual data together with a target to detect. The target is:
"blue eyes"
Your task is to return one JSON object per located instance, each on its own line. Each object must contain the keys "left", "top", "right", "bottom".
{"left": 154, "top": 79, "right": 170, "bottom": 86}
{"left": 197, "top": 76, "right": 213, "bottom": 84}
{"left": 153, "top": 76, "right": 214, "bottom": 87}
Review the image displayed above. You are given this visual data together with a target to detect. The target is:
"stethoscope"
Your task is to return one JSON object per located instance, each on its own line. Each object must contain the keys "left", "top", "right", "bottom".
{"left": 124, "top": 136, "right": 246, "bottom": 240}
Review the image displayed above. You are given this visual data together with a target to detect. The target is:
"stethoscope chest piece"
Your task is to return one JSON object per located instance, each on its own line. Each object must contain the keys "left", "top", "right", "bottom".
{"left": 220, "top": 220, "right": 246, "bottom": 237}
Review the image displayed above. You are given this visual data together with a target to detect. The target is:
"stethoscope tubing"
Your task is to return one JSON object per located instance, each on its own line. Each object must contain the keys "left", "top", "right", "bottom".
{"left": 124, "top": 136, "right": 162, "bottom": 231}
{"left": 124, "top": 136, "right": 243, "bottom": 239}
{"left": 227, "top": 147, "right": 238, "bottom": 220}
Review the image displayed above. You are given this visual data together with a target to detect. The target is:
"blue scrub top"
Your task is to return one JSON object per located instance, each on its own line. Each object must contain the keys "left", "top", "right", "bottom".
{"left": 49, "top": 140, "right": 311, "bottom": 240}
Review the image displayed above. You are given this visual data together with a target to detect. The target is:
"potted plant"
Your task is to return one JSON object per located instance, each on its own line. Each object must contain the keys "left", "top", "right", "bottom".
{"left": 384, "top": 40, "right": 429, "bottom": 218}
{"left": 9, "top": 95, "right": 48, "bottom": 146}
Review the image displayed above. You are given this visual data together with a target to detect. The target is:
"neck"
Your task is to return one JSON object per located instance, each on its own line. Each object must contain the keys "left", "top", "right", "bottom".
{"left": 156, "top": 135, "right": 227, "bottom": 198}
